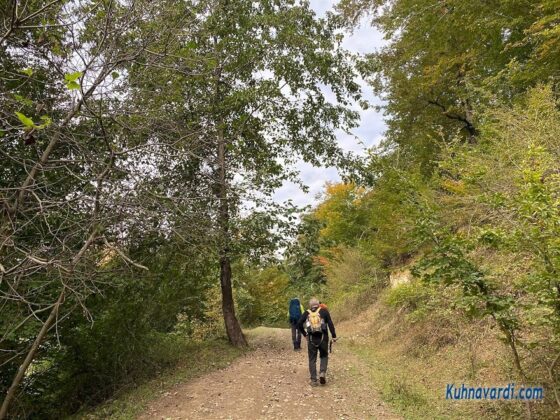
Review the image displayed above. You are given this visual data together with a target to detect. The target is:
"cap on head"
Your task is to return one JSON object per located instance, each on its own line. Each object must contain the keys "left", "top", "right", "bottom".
{"left": 309, "top": 297, "right": 320, "bottom": 309}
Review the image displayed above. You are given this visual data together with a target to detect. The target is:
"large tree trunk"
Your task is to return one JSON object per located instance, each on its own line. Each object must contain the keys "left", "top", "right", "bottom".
{"left": 219, "top": 253, "right": 247, "bottom": 346}
{"left": 216, "top": 123, "right": 247, "bottom": 347}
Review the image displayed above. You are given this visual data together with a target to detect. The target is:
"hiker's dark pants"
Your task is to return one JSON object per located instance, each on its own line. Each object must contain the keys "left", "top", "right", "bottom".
{"left": 290, "top": 320, "right": 301, "bottom": 349}
{"left": 307, "top": 334, "right": 328, "bottom": 381}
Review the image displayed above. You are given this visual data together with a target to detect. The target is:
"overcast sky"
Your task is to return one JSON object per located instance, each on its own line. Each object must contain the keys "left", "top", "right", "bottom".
{"left": 271, "top": 0, "right": 386, "bottom": 209}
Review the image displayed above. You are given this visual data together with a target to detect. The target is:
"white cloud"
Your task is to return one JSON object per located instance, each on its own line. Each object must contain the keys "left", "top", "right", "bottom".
{"left": 273, "top": 0, "right": 386, "bottom": 208}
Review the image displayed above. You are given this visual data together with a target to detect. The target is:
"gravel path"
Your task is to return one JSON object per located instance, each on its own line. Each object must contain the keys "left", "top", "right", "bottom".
{"left": 138, "top": 327, "right": 399, "bottom": 420}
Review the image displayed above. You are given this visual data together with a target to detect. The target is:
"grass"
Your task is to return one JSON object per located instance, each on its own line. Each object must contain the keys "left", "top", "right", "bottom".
{"left": 349, "top": 341, "right": 538, "bottom": 419}
{"left": 71, "top": 327, "right": 289, "bottom": 420}
{"left": 345, "top": 340, "right": 466, "bottom": 419}
{"left": 72, "top": 337, "right": 246, "bottom": 420}
{"left": 336, "top": 298, "right": 535, "bottom": 420}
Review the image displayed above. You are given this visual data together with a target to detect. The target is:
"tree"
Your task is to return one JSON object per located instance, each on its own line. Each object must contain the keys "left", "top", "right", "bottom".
{"left": 1, "top": 0, "right": 362, "bottom": 413}
{"left": 0, "top": 1, "right": 196, "bottom": 416}
{"left": 314, "top": 182, "right": 367, "bottom": 246}
{"left": 409, "top": 85, "right": 560, "bottom": 412}
{"left": 338, "top": 0, "right": 556, "bottom": 171}
{"left": 134, "top": 0, "right": 362, "bottom": 346}
{"left": 285, "top": 213, "right": 327, "bottom": 287}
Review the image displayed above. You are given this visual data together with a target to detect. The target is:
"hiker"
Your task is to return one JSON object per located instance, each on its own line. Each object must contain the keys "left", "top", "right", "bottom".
{"left": 288, "top": 298, "right": 304, "bottom": 350}
{"left": 297, "top": 297, "right": 337, "bottom": 386}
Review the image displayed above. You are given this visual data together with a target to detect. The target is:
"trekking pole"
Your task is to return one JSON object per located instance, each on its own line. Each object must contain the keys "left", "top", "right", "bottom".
{"left": 329, "top": 339, "right": 333, "bottom": 354}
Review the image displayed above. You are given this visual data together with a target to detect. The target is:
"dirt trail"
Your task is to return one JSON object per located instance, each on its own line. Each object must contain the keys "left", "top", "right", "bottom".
{"left": 138, "top": 326, "right": 398, "bottom": 420}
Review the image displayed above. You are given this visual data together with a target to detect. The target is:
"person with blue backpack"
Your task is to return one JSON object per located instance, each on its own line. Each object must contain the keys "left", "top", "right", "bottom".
{"left": 288, "top": 298, "right": 304, "bottom": 350}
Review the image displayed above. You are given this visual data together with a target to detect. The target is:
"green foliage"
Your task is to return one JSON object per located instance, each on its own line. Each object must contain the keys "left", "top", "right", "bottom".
{"left": 235, "top": 265, "right": 291, "bottom": 327}
{"left": 384, "top": 282, "right": 431, "bottom": 312}
{"left": 14, "top": 111, "right": 34, "bottom": 128}
{"left": 285, "top": 214, "right": 327, "bottom": 286}
{"left": 19, "top": 68, "right": 33, "bottom": 76}
{"left": 325, "top": 247, "right": 385, "bottom": 300}
{"left": 15, "top": 111, "right": 52, "bottom": 131}
{"left": 340, "top": 0, "right": 560, "bottom": 170}
{"left": 324, "top": 1, "right": 560, "bottom": 414}
{"left": 1, "top": 0, "right": 364, "bottom": 416}
{"left": 412, "top": 226, "right": 518, "bottom": 331}
{"left": 3, "top": 0, "right": 560, "bottom": 417}
{"left": 310, "top": 158, "right": 427, "bottom": 267}
{"left": 359, "top": 156, "right": 427, "bottom": 265}
{"left": 383, "top": 278, "right": 463, "bottom": 325}
{"left": 314, "top": 183, "right": 368, "bottom": 246}
{"left": 64, "top": 72, "right": 82, "bottom": 90}
{"left": 397, "top": 85, "right": 560, "bottom": 390}
{"left": 72, "top": 338, "right": 245, "bottom": 420}
{"left": 1, "top": 235, "right": 218, "bottom": 418}
{"left": 300, "top": 82, "right": 560, "bottom": 415}
{"left": 432, "top": 86, "right": 560, "bottom": 334}
{"left": 322, "top": 246, "right": 386, "bottom": 321}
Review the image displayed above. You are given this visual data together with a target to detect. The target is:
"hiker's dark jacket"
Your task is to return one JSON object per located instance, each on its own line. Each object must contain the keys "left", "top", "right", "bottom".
{"left": 297, "top": 307, "right": 336, "bottom": 339}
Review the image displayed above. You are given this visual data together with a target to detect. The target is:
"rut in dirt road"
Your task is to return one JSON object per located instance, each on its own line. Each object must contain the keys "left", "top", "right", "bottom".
{"left": 139, "top": 327, "right": 399, "bottom": 420}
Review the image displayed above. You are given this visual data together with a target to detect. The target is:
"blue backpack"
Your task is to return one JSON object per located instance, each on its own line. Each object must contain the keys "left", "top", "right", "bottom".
{"left": 289, "top": 298, "right": 302, "bottom": 323}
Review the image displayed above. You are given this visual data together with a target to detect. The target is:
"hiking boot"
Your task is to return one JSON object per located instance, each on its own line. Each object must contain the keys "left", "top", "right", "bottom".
{"left": 319, "top": 373, "right": 326, "bottom": 385}
{"left": 310, "top": 380, "right": 318, "bottom": 387}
